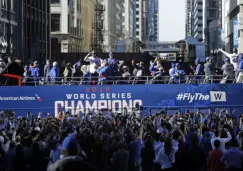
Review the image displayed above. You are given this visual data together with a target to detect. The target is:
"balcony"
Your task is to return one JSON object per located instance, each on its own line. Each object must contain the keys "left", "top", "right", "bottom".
{"left": 194, "top": 11, "right": 202, "bottom": 19}
{"left": 193, "top": 24, "right": 202, "bottom": 33}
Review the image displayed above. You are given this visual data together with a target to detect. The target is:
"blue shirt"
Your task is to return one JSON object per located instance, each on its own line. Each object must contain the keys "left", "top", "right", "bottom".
{"left": 29, "top": 67, "right": 40, "bottom": 77}
{"left": 50, "top": 67, "right": 60, "bottom": 82}
{"left": 195, "top": 64, "right": 202, "bottom": 75}
{"left": 107, "top": 58, "right": 118, "bottom": 72}
{"left": 127, "top": 138, "right": 143, "bottom": 162}
{"left": 154, "top": 142, "right": 164, "bottom": 163}
{"left": 221, "top": 147, "right": 243, "bottom": 168}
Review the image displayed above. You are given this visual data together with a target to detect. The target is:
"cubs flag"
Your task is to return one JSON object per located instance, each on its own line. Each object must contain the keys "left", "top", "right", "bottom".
{"left": 210, "top": 91, "right": 226, "bottom": 102}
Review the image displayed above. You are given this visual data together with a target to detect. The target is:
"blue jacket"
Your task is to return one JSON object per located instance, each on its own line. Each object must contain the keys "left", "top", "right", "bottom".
{"left": 82, "top": 71, "right": 91, "bottom": 84}
{"left": 195, "top": 64, "right": 202, "bottom": 75}
{"left": 149, "top": 61, "right": 157, "bottom": 75}
{"left": 50, "top": 67, "right": 60, "bottom": 82}
{"left": 97, "top": 66, "right": 112, "bottom": 81}
{"left": 239, "top": 59, "right": 243, "bottom": 70}
{"left": 107, "top": 58, "right": 118, "bottom": 73}
{"left": 29, "top": 67, "right": 40, "bottom": 81}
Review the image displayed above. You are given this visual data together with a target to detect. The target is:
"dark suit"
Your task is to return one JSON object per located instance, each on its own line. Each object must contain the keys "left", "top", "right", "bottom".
{"left": 112, "top": 150, "right": 129, "bottom": 171}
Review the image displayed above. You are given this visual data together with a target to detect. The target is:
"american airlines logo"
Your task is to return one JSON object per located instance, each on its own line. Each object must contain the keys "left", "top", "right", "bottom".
{"left": 210, "top": 91, "right": 227, "bottom": 102}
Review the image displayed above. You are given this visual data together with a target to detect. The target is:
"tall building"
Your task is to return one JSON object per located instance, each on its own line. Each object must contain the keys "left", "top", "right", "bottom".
{"left": 202, "top": 0, "right": 220, "bottom": 55}
{"left": 185, "top": 0, "right": 193, "bottom": 37}
{"left": 122, "top": 0, "right": 133, "bottom": 38}
{"left": 202, "top": 0, "right": 220, "bottom": 40}
{"left": 81, "top": 0, "right": 95, "bottom": 52}
{"left": 147, "top": 0, "right": 158, "bottom": 41}
{"left": 101, "top": 0, "right": 123, "bottom": 52}
{"left": 0, "top": 0, "right": 51, "bottom": 63}
{"left": 22, "top": 0, "right": 51, "bottom": 63}
{"left": 192, "top": 0, "right": 203, "bottom": 41}
{"left": 0, "top": 0, "right": 17, "bottom": 55}
{"left": 224, "top": 0, "right": 243, "bottom": 53}
{"left": 51, "top": 0, "right": 83, "bottom": 53}
{"left": 134, "top": 0, "right": 144, "bottom": 41}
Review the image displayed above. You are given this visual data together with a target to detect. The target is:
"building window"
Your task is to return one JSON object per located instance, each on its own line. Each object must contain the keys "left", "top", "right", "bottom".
{"left": 1, "top": 0, "right": 7, "bottom": 9}
{"left": 208, "top": 9, "right": 217, "bottom": 18}
{"left": 208, "top": 1, "right": 217, "bottom": 8}
{"left": 136, "top": 24, "right": 139, "bottom": 29}
{"left": 136, "top": 31, "right": 139, "bottom": 35}
{"left": 136, "top": 18, "right": 139, "bottom": 22}
{"left": 198, "top": 9, "right": 202, "bottom": 12}
{"left": 136, "top": 11, "right": 139, "bottom": 15}
{"left": 198, "top": 2, "right": 202, "bottom": 5}
{"left": 51, "top": 0, "right": 60, "bottom": 4}
{"left": 136, "top": 4, "right": 139, "bottom": 8}
{"left": 51, "top": 14, "right": 60, "bottom": 32}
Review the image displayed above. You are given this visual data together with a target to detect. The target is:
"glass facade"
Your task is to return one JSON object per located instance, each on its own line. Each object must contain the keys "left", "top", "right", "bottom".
{"left": 0, "top": 0, "right": 17, "bottom": 55}
{"left": 147, "top": 0, "right": 158, "bottom": 41}
{"left": 22, "top": 0, "right": 51, "bottom": 63}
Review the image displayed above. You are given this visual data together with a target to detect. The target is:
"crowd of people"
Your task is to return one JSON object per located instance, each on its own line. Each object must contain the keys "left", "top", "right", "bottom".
{"left": 0, "top": 108, "right": 243, "bottom": 171}
{"left": 0, "top": 49, "right": 243, "bottom": 85}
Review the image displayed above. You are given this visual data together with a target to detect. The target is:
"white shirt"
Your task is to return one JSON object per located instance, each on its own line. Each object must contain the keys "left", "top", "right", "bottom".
{"left": 156, "top": 147, "right": 177, "bottom": 169}
{"left": 87, "top": 56, "right": 101, "bottom": 74}
{"left": 211, "top": 131, "right": 232, "bottom": 152}
{"left": 228, "top": 54, "right": 239, "bottom": 71}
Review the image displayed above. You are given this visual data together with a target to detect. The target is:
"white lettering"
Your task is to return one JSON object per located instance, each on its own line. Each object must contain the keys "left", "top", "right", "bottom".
{"left": 54, "top": 99, "right": 143, "bottom": 116}
{"left": 55, "top": 101, "right": 64, "bottom": 117}
{"left": 86, "top": 101, "right": 97, "bottom": 113}
{"left": 98, "top": 100, "right": 107, "bottom": 111}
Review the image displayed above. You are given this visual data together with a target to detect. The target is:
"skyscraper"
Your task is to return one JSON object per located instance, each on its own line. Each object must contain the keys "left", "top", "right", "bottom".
{"left": 50, "top": 0, "right": 84, "bottom": 53}
{"left": 17, "top": 0, "right": 51, "bottom": 63}
{"left": 122, "top": 0, "right": 133, "bottom": 38}
{"left": 133, "top": 0, "right": 144, "bottom": 41}
{"left": 101, "top": 0, "right": 123, "bottom": 52}
{"left": 0, "top": 0, "right": 17, "bottom": 55}
{"left": 192, "top": 0, "right": 203, "bottom": 41}
{"left": 147, "top": 0, "right": 158, "bottom": 41}
{"left": 185, "top": 0, "right": 193, "bottom": 37}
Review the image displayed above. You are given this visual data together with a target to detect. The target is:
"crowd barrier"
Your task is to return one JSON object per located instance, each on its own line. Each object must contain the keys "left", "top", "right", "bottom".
{"left": 0, "top": 84, "right": 242, "bottom": 117}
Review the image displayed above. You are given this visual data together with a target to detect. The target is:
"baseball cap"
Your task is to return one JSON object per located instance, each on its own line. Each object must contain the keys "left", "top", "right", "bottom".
{"left": 34, "top": 127, "right": 41, "bottom": 132}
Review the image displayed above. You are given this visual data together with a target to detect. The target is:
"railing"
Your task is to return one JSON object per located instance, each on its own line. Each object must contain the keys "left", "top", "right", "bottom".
{"left": 4, "top": 75, "right": 236, "bottom": 86}
{"left": 0, "top": 74, "right": 22, "bottom": 86}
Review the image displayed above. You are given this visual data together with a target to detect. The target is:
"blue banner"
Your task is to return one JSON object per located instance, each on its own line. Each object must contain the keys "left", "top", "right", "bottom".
{"left": 0, "top": 84, "right": 243, "bottom": 117}
{"left": 233, "top": 19, "right": 239, "bottom": 48}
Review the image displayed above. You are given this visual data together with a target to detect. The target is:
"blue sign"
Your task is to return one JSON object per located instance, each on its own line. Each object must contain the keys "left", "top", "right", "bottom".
{"left": 233, "top": 19, "right": 239, "bottom": 48}
{"left": 220, "top": 29, "right": 225, "bottom": 47}
{"left": 0, "top": 84, "right": 243, "bottom": 117}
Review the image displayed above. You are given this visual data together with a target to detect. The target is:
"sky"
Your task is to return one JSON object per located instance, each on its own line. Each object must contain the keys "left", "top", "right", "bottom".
{"left": 159, "top": 0, "right": 186, "bottom": 41}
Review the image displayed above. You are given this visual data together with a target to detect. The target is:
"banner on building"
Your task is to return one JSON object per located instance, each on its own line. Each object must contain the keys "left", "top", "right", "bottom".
{"left": 220, "top": 29, "right": 225, "bottom": 47}
{"left": 233, "top": 19, "right": 239, "bottom": 48}
{"left": 1, "top": 84, "right": 243, "bottom": 117}
{"left": 69, "top": 0, "right": 77, "bottom": 28}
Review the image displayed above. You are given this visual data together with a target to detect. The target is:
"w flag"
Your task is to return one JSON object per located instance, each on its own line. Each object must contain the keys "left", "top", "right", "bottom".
{"left": 210, "top": 91, "right": 227, "bottom": 102}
